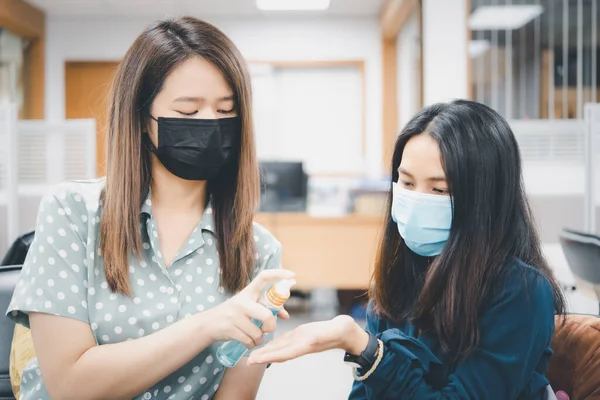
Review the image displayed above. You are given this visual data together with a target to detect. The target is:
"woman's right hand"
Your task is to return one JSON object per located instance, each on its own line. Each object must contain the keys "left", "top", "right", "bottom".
{"left": 204, "top": 269, "right": 295, "bottom": 348}
{"left": 247, "top": 315, "right": 367, "bottom": 365}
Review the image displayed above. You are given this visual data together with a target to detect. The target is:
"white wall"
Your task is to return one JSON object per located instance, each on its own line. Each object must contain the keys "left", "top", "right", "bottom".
{"left": 0, "top": 30, "right": 23, "bottom": 64}
{"left": 45, "top": 16, "right": 384, "bottom": 177}
{"left": 252, "top": 65, "right": 364, "bottom": 175}
{"left": 421, "top": 0, "right": 468, "bottom": 105}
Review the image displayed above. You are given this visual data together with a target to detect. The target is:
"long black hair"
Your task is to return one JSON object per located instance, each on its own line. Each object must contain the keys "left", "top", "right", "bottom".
{"left": 371, "top": 100, "right": 566, "bottom": 361}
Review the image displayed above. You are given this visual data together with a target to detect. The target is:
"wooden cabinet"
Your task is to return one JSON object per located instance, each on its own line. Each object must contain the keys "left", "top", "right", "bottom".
{"left": 254, "top": 213, "right": 384, "bottom": 290}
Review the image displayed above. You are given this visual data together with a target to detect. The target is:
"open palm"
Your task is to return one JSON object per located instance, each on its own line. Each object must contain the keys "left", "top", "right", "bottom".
{"left": 248, "top": 315, "right": 355, "bottom": 365}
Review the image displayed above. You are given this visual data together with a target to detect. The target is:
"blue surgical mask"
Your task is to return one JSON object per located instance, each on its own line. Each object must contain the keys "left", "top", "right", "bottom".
{"left": 391, "top": 182, "right": 453, "bottom": 257}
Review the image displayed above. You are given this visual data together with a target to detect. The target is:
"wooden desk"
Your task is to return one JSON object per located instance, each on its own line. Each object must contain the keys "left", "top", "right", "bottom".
{"left": 254, "top": 213, "right": 384, "bottom": 289}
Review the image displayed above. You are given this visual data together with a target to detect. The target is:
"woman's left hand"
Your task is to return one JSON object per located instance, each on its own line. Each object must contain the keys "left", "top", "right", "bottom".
{"left": 247, "top": 315, "right": 369, "bottom": 365}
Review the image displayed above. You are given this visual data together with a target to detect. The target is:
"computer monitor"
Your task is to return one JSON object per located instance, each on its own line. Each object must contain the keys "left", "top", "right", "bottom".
{"left": 259, "top": 161, "right": 308, "bottom": 212}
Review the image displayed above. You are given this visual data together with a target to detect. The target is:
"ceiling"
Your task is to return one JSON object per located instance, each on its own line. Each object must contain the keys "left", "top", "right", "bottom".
{"left": 28, "top": 0, "right": 384, "bottom": 17}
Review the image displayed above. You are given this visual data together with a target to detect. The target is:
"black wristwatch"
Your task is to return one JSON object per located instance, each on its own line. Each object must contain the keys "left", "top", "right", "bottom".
{"left": 343, "top": 331, "right": 379, "bottom": 370}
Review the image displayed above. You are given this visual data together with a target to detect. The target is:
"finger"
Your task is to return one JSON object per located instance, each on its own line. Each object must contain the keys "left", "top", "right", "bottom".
{"left": 235, "top": 318, "right": 264, "bottom": 348}
{"left": 277, "top": 307, "right": 290, "bottom": 320}
{"left": 249, "top": 342, "right": 311, "bottom": 364}
{"left": 228, "top": 328, "right": 256, "bottom": 350}
{"left": 243, "top": 303, "right": 277, "bottom": 333}
{"left": 242, "top": 269, "right": 295, "bottom": 298}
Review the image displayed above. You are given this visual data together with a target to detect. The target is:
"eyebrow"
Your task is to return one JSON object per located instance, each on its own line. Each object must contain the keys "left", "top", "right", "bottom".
{"left": 398, "top": 167, "right": 446, "bottom": 182}
{"left": 173, "top": 95, "right": 235, "bottom": 103}
{"left": 428, "top": 176, "right": 447, "bottom": 182}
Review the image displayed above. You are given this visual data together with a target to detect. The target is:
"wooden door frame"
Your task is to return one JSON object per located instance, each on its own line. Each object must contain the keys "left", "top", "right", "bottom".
{"left": 380, "top": 0, "right": 420, "bottom": 173}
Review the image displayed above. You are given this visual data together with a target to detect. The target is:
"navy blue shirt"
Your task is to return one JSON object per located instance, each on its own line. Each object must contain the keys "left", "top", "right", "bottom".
{"left": 350, "top": 260, "right": 556, "bottom": 399}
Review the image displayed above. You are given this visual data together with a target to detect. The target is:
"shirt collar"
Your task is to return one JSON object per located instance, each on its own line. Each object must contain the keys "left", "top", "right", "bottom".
{"left": 140, "top": 189, "right": 215, "bottom": 234}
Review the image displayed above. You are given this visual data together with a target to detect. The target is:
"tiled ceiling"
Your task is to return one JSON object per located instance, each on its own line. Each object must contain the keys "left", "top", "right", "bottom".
{"left": 28, "top": 0, "right": 384, "bottom": 17}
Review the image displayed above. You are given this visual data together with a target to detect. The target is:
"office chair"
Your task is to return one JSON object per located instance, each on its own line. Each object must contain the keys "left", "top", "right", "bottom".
{"left": 1, "top": 232, "right": 34, "bottom": 267}
{"left": 559, "top": 229, "right": 600, "bottom": 314}
{"left": 546, "top": 314, "right": 600, "bottom": 399}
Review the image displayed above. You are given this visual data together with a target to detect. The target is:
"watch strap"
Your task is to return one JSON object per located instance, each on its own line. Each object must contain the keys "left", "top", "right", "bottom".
{"left": 343, "top": 331, "right": 379, "bottom": 370}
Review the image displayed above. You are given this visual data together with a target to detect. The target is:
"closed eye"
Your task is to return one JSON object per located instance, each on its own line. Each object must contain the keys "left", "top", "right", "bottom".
{"left": 177, "top": 110, "right": 198, "bottom": 117}
{"left": 217, "top": 108, "right": 236, "bottom": 115}
{"left": 433, "top": 188, "right": 449, "bottom": 195}
{"left": 400, "top": 180, "right": 414, "bottom": 188}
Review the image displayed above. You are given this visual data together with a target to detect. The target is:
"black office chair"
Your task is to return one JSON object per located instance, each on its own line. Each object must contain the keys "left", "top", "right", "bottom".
{"left": 1, "top": 232, "right": 34, "bottom": 267}
{"left": 0, "top": 232, "right": 34, "bottom": 399}
{"left": 0, "top": 265, "right": 22, "bottom": 400}
{"left": 559, "top": 229, "right": 600, "bottom": 314}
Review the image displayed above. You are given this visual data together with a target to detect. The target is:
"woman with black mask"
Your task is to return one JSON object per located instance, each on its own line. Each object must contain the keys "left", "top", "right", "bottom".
{"left": 7, "top": 17, "right": 293, "bottom": 400}
{"left": 249, "top": 100, "right": 566, "bottom": 399}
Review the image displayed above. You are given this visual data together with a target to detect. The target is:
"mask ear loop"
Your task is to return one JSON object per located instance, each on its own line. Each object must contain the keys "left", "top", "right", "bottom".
{"left": 142, "top": 134, "right": 157, "bottom": 153}
{"left": 142, "top": 115, "right": 159, "bottom": 152}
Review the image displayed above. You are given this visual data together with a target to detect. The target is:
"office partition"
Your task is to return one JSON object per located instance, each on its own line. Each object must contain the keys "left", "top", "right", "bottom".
{"left": 509, "top": 114, "right": 599, "bottom": 239}
{"left": 0, "top": 114, "right": 96, "bottom": 256}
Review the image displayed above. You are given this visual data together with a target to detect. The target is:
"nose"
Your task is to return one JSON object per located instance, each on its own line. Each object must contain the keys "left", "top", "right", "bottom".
{"left": 413, "top": 185, "right": 430, "bottom": 195}
{"left": 196, "top": 107, "right": 218, "bottom": 120}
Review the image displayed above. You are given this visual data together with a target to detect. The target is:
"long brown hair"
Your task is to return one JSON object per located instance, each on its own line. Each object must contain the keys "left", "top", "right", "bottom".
{"left": 100, "top": 17, "right": 259, "bottom": 296}
{"left": 371, "top": 100, "right": 565, "bottom": 361}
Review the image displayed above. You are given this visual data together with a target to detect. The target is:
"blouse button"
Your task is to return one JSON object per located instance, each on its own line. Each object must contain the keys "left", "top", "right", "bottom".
{"left": 143, "top": 392, "right": 152, "bottom": 400}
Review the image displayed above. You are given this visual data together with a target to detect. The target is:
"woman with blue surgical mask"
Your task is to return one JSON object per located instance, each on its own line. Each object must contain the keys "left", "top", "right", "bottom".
{"left": 248, "top": 100, "right": 567, "bottom": 399}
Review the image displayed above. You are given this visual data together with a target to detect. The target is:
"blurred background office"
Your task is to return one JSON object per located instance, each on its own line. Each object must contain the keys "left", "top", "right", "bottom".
{"left": 0, "top": 0, "right": 599, "bottom": 398}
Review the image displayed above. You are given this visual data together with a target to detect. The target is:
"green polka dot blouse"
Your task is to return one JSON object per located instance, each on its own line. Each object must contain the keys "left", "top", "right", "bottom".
{"left": 6, "top": 179, "right": 282, "bottom": 400}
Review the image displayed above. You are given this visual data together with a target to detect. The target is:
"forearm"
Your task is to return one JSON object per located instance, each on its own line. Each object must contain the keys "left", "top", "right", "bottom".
{"left": 342, "top": 319, "right": 371, "bottom": 355}
{"left": 213, "top": 364, "right": 266, "bottom": 400}
{"left": 56, "top": 314, "right": 214, "bottom": 400}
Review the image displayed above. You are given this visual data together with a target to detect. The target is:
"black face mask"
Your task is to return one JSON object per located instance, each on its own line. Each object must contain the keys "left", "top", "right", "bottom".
{"left": 148, "top": 116, "right": 241, "bottom": 181}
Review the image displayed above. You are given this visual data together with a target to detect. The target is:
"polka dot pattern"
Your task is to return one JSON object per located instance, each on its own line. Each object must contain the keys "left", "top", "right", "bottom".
{"left": 6, "top": 181, "right": 283, "bottom": 400}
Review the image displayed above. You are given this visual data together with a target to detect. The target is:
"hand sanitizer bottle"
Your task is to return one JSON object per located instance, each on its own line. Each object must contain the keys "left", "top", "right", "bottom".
{"left": 216, "top": 279, "right": 295, "bottom": 368}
